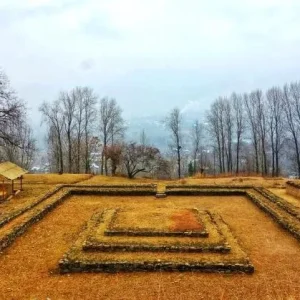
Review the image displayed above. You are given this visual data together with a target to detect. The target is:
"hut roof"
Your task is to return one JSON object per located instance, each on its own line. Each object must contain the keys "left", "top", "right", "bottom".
{"left": 0, "top": 162, "right": 28, "bottom": 181}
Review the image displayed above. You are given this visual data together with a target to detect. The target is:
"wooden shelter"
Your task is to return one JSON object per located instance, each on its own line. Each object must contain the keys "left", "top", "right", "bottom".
{"left": 0, "top": 162, "right": 28, "bottom": 200}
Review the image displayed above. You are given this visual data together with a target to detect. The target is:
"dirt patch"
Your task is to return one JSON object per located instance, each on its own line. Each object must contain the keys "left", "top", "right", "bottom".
{"left": 170, "top": 209, "right": 204, "bottom": 232}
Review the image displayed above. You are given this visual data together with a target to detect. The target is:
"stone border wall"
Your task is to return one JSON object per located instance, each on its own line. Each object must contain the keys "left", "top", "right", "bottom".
{"left": 246, "top": 191, "right": 300, "bottom": 241}
{"left": 59, "top": 260, "right": 254, "bottom": 274}
{"left": 165, "top": 189, "right": 247, "bottom": 196}
{"left": 0, "top": 184, "right": 64, "bottom": 228}
{"left": 0, "top": 190, "right": 70, "bottom": 252}
{"left": 0, "top": 185, "right": 157, "bottom": 252}
{"left": 166, "top": 184, "right": 253, "bottom": 190}
{"left": 1, "top": 184, "right": 299, "bottom": 254}
{"left": 254, "top": 187, "right": 300, "bottom": 220}
{"left": 286, "top": 181, "right": 300, "bottom": 200}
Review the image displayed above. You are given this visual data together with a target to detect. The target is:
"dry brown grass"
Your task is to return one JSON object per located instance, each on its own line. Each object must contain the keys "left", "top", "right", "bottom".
{"left": 169, "top": 209, "right": 204, "bottom": 232}
{"left": 0, "top": 184, "right": 54, "bottom": 223}
{"left": 23, "top": 173, "right": 92, "bottom": 184}
{"left": 269, "top": 188, "right": 300, "bottom": 208}
{"left": 81, "top": 174, "right": 287, "bottom": 188}
{"left": 108, "top": 208, "right": 205, "bottom": 233}
{"left": 82, "top": 209, "right": 223, "bottom": 252}
{"left": 0, "top": 174, "right": 91, "bottom": 222}
{"left": 65, "top": 206, "right": 248, "bottom": 266}
{"left": 0, "top": 189, "right": 299, "bottom": 299}
{"left": 0, "top": 174, "right": 298, "bottom": 299}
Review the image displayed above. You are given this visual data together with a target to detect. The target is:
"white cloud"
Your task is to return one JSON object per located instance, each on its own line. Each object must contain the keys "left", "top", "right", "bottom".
{"left": 1, "top": 0, "right": 300, "bottom": 121}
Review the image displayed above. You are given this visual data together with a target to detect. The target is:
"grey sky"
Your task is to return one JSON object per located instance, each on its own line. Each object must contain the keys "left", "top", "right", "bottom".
{"left": 1, "top": 0, "right": 300, "bottom": 127}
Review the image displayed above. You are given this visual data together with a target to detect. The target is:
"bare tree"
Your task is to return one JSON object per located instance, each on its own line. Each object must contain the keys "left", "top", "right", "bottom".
{"left": 39, "top": 100, "right": 65, "bottom": 173}
{"left": 283, "top": 82, "right": 300, "bottom": 177}
{"left": 244, "top": 92, "right": 260, "bottom": 174}
{"left": 123, "top": 142, "right": 160, "bottom": 179}
{"left": 0, "top": 69, "right": 26, "bottom": 147}
{"left": 207, "top": 101, "right": 222, "bottom": 173}
{"left": 224, "top": 99, "right": 233, "bottom": 173}
{"left": 256, "top": 90, "right": 268, "bottom": 175}
{"left": 207, "top": 98, "right": 229, "bottom": 173}
{"left": 61, "top": 91, "right": 76, "bottom": 173}
{"left": 70, "top": 87, "right": 98, "bottom": 173}
{"left": 190, "top": 120, "right": 203, "bottom": 174}
{"left": 82, "top": 87, "right": 97, "bottom": 173}
{"left": 231, "top": 93, "right": 245, "bottom": 174}
{"left": 165, "top": 108, "right": 182, "bottom": 178}
{"left": 73, "top": 88, "right": 84, "bottom": 173}
{"left": 99, "top": 98, "right": 125, "bottom": 175}
{"left": 266, "top": 87, "right": 284, "bottom": 176}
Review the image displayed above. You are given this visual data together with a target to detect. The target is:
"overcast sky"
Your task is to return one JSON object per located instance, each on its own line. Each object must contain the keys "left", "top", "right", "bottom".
{"left": 1, "top": 0, "right": 300, "bottom": 127}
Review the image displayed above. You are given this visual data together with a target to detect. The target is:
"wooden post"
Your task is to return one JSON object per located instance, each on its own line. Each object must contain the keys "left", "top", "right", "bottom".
{"left": 12, "top": 180, "right": 14, "bottom": 195}
{"left": 2, "top": 180, "right": 4, "bottom": 200}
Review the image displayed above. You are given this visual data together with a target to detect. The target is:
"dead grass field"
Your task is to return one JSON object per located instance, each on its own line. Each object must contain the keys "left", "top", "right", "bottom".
{"left": 0, "top": 179, "right": 299, "bottom": 300}
{"left": 23, "top": 173, "right": 92, "bottom": 184}
{"left": 0, "top": 174, "right": 298, "bottom": 299}
{"left": 80, "top": 174, "right": 287, "bottom": 188}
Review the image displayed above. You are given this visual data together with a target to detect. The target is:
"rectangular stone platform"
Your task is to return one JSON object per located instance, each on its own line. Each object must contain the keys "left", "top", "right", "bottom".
{"left": 59, "top": 208, "right": 254, "bottom": 274}
{"left": 83, "top": 209, "right": 229, "bottom": 252}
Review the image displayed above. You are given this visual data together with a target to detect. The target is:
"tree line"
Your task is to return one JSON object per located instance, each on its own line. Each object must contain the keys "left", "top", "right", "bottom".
{"left": 168, "top": 82, "right": 300, "bottom": 179}
{"left": 39, "top": 87, "right": 166, "bottom": 178}
{"left": 203, "top": 83, "right": 300, "bottom": 178}
{"left": 2, "top": 66, "right": 300, "bottom": 178}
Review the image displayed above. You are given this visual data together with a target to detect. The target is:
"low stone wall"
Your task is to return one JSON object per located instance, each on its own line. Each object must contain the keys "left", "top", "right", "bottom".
{"left": 254, "top": 187, "right": 300, "bottom": 220}
{"left": 165, "top": 189, "right": 247, "bottom": 196}
{"left": 246, "top": 191, "right": 300, "bottom": 242}
{"left": 0, "top": 190, "right": 70, "bottom": 252}
{"left": 0, "top": 185, "right": 64, "bottom": 228}
{"left": 0, "top": 185, "right": 158, "bottom": 252}
{"left": 69, "top": 184, "right": 157, "bottom": 196}
{"left": 1, "top": 184, "right": 299, "bottom": 256}
{"left": 166, "top": 184, "right": 253, "bottom": 190}
{"left": 59, "top": 260, "right": 254, "bottom": 274}
{"left": 286, "top": 181, "right": 300, "bottom": 200}
{"left": 71, "top": 189, "right": 156, "bottom": 196}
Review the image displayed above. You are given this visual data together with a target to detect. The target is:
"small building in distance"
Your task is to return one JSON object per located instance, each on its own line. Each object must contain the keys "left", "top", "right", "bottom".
{"left": 0, "top": 162, "right": 28, "bottom": 201}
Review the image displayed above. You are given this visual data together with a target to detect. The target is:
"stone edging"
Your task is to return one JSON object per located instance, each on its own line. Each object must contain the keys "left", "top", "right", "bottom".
{"left": 0, "top": 189, "right": 70, "bottom": 252}
{"left": 246, "top": 191, "right": 300, "bottom": 241}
